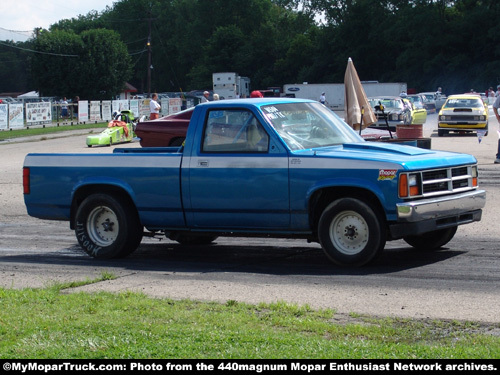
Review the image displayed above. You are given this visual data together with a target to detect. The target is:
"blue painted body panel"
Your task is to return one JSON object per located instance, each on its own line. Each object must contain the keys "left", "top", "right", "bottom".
{"left": 23, "top": 98, "right": 479, "bottom": 234}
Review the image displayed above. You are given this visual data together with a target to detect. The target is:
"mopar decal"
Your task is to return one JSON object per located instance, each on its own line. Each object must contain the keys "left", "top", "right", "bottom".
{"left": 378, "top": 169, "right": 397, "bottom": 181}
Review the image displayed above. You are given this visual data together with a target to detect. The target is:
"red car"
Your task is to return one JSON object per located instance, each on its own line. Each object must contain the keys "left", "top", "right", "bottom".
{"left": 135, "top": 107, "right": 194, "bottom": 147}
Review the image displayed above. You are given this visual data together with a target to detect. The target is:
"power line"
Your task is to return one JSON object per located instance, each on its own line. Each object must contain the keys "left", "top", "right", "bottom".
{"left": 0, "top": 27, "right": 33, "bottom": 33}
{"left": 0, "top": 40, "right": 79, "bottom": 57}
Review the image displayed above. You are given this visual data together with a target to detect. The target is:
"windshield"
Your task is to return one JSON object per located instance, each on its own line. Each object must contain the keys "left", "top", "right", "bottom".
{"left": 369, "top": 98, "right": 403, "bottom": 110}
{"left": 407, "top": 97, "right": 424, "bottom": 109}
{"left": 261, "top": 102, "right": 363, "bottom": 151}
{"left": 444, "top": 98, "right": 483, "bottom": 109}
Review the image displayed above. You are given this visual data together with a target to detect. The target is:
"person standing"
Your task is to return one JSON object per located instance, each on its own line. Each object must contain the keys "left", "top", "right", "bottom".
{"left": 149, "top": 93, "right": 161, "bottom": 120}
{"left": 61, "top": 97, "right": 68, "bottom": 118}
{"left": 488, "top": 88, "right": 495, "bottom": 105}
{"left": 201, "top": 91, "right": 210, "bottom": 103}
{"left": 319, "top": 92, "right": 326, "bottom": 105}
{"left": 492, "top": 94, "right": 500, "bottom": 163}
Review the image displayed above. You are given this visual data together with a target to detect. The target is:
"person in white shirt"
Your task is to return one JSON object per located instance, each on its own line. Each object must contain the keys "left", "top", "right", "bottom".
{"left": 319, "top": 92, "right": 326, "bottom": 105}
{"left": 201, "top": 91, "right": 210, "bottom": 103}
{"left": 149, "top": 93, "right": 161, "bottom": 120}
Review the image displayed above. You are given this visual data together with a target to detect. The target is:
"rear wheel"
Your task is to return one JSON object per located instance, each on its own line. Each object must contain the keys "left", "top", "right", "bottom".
{"left": 403, "top": 226, "right": 457, "bottom": 250}
{"left": 75, "top": 194, "right": 143, "bottom": 259}
{"left": 318, "top": 198, "right": 386, "bottom": 267}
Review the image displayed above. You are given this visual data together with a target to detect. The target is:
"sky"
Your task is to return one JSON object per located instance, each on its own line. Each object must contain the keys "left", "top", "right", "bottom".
{"left": 1, "top": 0, "right": 117, "bottom": 42}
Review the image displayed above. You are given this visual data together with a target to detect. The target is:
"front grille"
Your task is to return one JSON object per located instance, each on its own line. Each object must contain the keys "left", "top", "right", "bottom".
{"left": 447, "top": 115, "right": 478, "bottom": 122}
{"left": 401, "top": 165, "right": 477, "bottom": 199}
{"left": 421, "top": 166, "right": 474, "bottom": 196}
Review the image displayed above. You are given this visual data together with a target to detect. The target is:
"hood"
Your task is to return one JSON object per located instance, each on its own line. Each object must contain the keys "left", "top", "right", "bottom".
{"left": 295, "top": 142, "right": 477, "bottom": 170}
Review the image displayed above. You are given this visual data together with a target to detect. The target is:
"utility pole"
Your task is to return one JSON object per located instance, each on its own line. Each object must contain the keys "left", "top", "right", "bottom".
{"left": 147, "top": 13, "right": 152, "bottom": 98}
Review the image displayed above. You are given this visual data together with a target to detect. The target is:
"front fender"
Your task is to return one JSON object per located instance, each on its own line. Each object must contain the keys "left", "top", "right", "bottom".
{"left": 305, "top": 177, "right": 391, "bottom": 213}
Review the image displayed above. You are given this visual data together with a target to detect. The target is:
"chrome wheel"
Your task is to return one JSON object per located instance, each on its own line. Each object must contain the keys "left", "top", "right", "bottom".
{"left": 318, "top": 198, "right": 386, "bottom": 266}
{"left": 87, "top": 205, "right": 119, "bottom": 247}
{"left": 329, "top": 210, "right": 369, "bottom": 256}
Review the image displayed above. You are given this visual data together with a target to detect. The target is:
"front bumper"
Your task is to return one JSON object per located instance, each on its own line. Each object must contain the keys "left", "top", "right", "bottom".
{"left": 438, "top": 122, "right": 487, "bottom": 130}
{"left": 389, "top": 189, "right": 486, "bottom": 238}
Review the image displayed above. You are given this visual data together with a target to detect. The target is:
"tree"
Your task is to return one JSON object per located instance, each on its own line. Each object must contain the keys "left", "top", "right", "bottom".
{"left": 31, "top": 29, "right": 83, "bottom": 97}
{"left": 0, "top": 41, "right": 32, "bottom": 93}
{"left": 31, "top": 28, "right": 131, "bottom": 99}
{"left": 78, "top": 29, "right": 132, "bottom": 99}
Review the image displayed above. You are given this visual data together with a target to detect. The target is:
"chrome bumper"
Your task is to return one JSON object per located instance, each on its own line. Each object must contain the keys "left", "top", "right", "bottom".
{"left": 396, "top": 189, "right": 486, "bottom": 222}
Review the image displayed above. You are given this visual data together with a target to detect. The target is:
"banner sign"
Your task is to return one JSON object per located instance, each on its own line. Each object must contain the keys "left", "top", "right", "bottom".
{"left": 0, "top": 104, "right": 7, "bottom": 130}
{"left": 139, "top": 99, "right": 150, "bottom": 117}
{"left": 8, "top": 103, "right": 24, "bottom": 129}
{"left": 26, "top": 102, "right": 51, "bottom": 126}
{"left": 169, "top": 98, "right": 182, "bottom": 114}
{"left": 78, "top": 100, "right": 89, "bottom": 123}
{"left": 161, "top": 98, "right": 169, "bottom": 116}
{"left": 101, "top": 101, "right": 112, "bottom": 121}
{"left": 112, "top": 100, "right": 129, "bottom": 115}
{"left": 89, "top": 101, "right": 101, "bottom": 122}
{"left": 129, "top": 99, "right": 139, "bottom": 118}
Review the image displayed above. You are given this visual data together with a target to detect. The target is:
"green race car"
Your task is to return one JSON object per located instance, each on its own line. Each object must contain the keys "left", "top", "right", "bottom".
{"left": 86, "top": 110, "right": 137, "bottom": 147}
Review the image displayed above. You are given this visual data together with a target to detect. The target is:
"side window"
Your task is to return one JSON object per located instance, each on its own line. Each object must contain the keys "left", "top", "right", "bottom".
{"left": 202, "top": 109, "right": 269, "bottom": 153}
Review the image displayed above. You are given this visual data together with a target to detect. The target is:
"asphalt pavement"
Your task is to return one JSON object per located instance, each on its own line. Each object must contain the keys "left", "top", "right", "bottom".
{"left": 1, "top": 110, "right": 499, "bottom": 323}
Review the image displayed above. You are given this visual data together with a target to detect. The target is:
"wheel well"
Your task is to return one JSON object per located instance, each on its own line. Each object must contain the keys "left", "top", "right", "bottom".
{"left": 309, "top": 187, "right": 385, "bottom": 236}
{"left": 70, "top": 185, "right": 138, "bottom": 229}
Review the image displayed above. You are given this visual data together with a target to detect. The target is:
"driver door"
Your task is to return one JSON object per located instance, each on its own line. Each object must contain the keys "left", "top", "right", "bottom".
{"left": 184, "top": 108, "right": 290, "bottom": 229}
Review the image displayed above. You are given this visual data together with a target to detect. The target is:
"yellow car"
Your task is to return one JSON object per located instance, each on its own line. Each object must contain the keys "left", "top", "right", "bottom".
{"left": 438, "top": 94, "right": 488, "bottom": 136}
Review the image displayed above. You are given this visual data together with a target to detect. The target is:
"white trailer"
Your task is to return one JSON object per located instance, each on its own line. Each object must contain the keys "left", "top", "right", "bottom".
{"left": 283, "top": 82, "right": 407, "bottom": 110}
{"left": 213, "top": 72, "right": 250, "bottom": 99}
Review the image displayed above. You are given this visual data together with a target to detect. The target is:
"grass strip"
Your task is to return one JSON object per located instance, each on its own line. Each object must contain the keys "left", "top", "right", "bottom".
{"left": 0, "top": 282, "right": 498, "bottom": 359}
{"left": 0, "top": 123, "right": 108, "bottom": 141}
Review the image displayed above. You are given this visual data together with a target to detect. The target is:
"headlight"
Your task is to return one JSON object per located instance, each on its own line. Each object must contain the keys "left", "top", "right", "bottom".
{"left": 399, "top": 173, "right": 421, "bottom": 198}
{"left": 390, "top": 113, "right": 399, "bottom": 121}
{"left": 439, "top": 115, "right": 447, "bottom": 121}
{"left": 472, "top": 166, "right": 478, "bottom": 187}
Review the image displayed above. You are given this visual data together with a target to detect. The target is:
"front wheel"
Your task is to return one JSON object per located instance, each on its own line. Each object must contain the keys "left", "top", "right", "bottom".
{"left": 403, "top": 226, "right": 457, "bottom": 250}
{"left": 75, "top": 194, "right": 143, "bottom": 259}
{"left": 318, "top": 198, "right": 386, "bottom": 267}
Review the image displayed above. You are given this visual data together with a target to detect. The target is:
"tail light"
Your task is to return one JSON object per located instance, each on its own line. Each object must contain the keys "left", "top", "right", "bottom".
{"left": 23, "top": 167, "right": 30, "bottom": 194}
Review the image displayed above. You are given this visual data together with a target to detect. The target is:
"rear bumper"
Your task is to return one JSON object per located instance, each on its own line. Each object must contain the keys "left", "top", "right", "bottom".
{"left": 389, "top": 190, "right": 486, "bottom": 238}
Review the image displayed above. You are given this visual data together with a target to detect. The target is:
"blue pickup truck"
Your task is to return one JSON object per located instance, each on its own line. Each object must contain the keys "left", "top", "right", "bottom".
{"left": 23, "top": 98, "right": 486, "bottom": 266}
